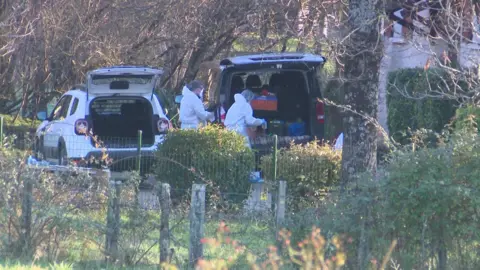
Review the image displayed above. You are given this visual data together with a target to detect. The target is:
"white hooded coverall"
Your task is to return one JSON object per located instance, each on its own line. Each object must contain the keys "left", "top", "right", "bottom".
{"left": 224, "top": 92, "right": 264, "bottom": 147}
{"left": 179, "top": 86, "right": 214, "bottom": 129}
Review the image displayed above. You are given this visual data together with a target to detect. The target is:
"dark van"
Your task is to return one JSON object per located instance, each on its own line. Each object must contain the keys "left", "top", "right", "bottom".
{"left": 183, "top": 52, "right": 327, "bottom": 150}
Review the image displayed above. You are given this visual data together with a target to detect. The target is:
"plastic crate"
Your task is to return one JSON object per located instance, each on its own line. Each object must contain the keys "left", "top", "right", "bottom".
{"left": 251, "top": 96, "right": 278, "bottom": 111}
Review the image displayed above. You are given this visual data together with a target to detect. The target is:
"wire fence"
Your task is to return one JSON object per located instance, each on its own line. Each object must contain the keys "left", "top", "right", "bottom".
{"left": 1, "top": 125, "right": 337, "bottom": 188}
{"left": 2, "top": 141, "right": 480, "bottom": 269}
{"left": 0, "top": 164, "right": 281, "bottom": 267}
{"left": 4, "top": 119, "right": 480, "bottom": 269}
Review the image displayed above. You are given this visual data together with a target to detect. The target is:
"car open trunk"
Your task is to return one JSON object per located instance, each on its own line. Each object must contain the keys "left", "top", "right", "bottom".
{"left": 89, "top": 97, "right": 155, "bottom": 148}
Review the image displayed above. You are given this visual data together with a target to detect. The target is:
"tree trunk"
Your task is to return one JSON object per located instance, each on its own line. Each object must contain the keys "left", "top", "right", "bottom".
{"left": 341, "top": 0, "right": 383, "bottom": 267}
{"left": 341, "top": 0, "right": 383, "bottom": 187}
{"left": 377, "top": 40, "right": 391, "bottom": 135}
{"left": 437, "top": 220, "right": 448, "bottom": 270}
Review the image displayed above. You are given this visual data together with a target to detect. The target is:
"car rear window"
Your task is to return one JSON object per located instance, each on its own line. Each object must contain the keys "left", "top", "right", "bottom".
{"left": 90, "top": 99, "right": 136, "bottom": 115}
{"left": 91, "top": 74, "right": 153, "bottom": 85}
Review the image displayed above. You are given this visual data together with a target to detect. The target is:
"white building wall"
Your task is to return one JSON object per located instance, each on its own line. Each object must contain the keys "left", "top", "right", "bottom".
{"left": 459, "top": 42, "right": 480, "bottom": 69}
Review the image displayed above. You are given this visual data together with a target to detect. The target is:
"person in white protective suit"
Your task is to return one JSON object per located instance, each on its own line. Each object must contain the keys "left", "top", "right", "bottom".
{"left": 179, "top": 80, "right": 215, "bottom": 129}
{"left": 224, "top": 89, "right": 267, "bottom": 148}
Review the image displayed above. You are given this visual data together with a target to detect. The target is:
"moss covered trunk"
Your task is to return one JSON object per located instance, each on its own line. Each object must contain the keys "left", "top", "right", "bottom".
{"left": 341, "top": 0, "right": 383, "bottom": 268}
{"left": 341, "top": 0, "right": 382, "bottom": 186}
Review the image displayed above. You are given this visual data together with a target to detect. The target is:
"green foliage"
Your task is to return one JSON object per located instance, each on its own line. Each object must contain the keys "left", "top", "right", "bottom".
{"left": 260, "top": 141, "right": 341, "bottom": 210}
{"left": 318, "top": 127, "right": 480, "bottom": 269}
{"left": 387, "top": 68, "right": 457, "bottom": 143}
{"left": 154, "top": 126, "right": 255, "bottom": 199}
{"left": 397, "top": 128, "right": 445, "bottom": 150}
{"left": 452, "top": 105, "right": 480, "bottom": 133}
{"left": 0, "top": 145, "right": 109, "bottom": 261}
{"left": 0, "top": 114, "right": 39, "bottom": 127}
{"left": 0, "top": 114, "right": 39, "bottom": 150}
{"left": 322, "top": 79, "right": 344, "bottom": 141}
{"left": 381, "top": 128, "right": 480, "bottom": 268}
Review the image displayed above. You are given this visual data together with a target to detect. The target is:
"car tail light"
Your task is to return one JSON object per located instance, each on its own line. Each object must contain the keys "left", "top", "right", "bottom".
{"left": 157, "top": 118, "right": 170, "bottom": 134}
{"left": 74, "top": 119, "right": 89, "bottom": 135}
{"left": 315, "top": 101, "right": 325, "bottom": 124}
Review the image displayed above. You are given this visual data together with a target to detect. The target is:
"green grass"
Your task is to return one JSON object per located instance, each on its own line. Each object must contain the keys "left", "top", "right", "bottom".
{"left": 0, "top": 259, "right": 158, "bottom": 270}
{"left": 1, "top": 210, "right": 274, "bottom": 270}
{"left": 0, "top": 260, "right": 73, "bottom": 270}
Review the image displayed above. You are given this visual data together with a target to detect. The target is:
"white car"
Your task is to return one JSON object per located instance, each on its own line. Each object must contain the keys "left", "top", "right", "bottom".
{"left": 34, "top": 66, "right": 171, "bottom": 173}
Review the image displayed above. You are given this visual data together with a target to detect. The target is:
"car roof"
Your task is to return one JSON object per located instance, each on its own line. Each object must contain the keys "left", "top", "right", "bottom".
{"left": 64, "top": 89, "right": 87, "bottom": 97}
{"left": 219, "top": 52, "right": 326, "bottom": 66}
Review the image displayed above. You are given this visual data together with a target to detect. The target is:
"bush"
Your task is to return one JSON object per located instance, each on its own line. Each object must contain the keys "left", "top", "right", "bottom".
{"left": 154, "top": 126, "right": 255, "bottom": 200}
{"left": 260, "top": 141, "right": 341, "bottom": 209}
{"left": 381, "top": 127, "right": 480, "bottom": 268}
{"left": 0, "top": 114, "right": 39, "bottom": 149}
{"left": 451, "top": 105, "right": 480, "bottom": 134}
{"left": 317, "top": 126, "right": 480, "bottom": 269}
{"left": 0, "top": 145, "right": 109, "bottom": 261}
{"left": 0, "top": 114, "right": 39, "bottom": 133}
{"left": 387, "top": 68, "right": 457, "bottom": 143}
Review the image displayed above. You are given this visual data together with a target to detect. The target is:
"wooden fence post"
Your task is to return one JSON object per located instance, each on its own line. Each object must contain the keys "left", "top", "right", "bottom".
{"left": 19, "top": 175, "right": 33, "bottom": 258}
{"left": 159, "top": 183, "right": 171, "bottom": 264}
{"left": 276, "top": 181, "right": 286, "bottom": 248}
{"left": 189, "top": 184, "right": 206, "bottom": 269}
{"left": 105, "top": 180, "right": 121, "bottom": 263}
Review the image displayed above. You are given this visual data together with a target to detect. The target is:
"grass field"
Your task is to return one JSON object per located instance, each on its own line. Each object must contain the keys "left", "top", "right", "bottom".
{"left": 1, "top": 211, "right": 275, "bottom": 270}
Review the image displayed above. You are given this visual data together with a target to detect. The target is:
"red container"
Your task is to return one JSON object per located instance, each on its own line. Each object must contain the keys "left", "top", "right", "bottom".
{"left": 251, "top": 96, "right": 278, "bottom": 111}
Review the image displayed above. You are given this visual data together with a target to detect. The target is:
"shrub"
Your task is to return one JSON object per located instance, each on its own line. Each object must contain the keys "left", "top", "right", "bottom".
{"left": 0, "top": 114, "right": 39, "bottom": 149}
{"left": 317, "top": 126, "right": 480, "bottom": 269}
{"left": 162, "top": 222, "right": 350, "bottom": 270}
{"left": 387, "top": 68, "right": 457, "bottom": 142}
{"left": 381, "top": 126, "right": 480, "bottom": 269}
{"left": 451, "top": 105, "right": 480, "bottom": 133}
{"left": 260, "top": 141, "right": 341, "bottom": 209}
{"left": 154, "top": 126, "right": 255, "bottom": 200}
{"left": 0, "top": 145, "right": 109, "bottom": 261}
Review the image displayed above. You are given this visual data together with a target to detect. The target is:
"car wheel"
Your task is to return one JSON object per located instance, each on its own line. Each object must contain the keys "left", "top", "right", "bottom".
{"left": 58, "top": 144, "right": 68, "bottom": 166}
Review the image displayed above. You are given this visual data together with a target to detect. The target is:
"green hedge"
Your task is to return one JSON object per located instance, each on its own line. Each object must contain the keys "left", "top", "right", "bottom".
{"left": 381, "top": 128, "right": 480, "bottom": 268}
{"left": 387, "top": 68, "right": 457, "bottom": 142}
{"left": 260, "top": 141, "right": 341, "bottom": 210}
{"left": 452, "top": 105, "right": 480, "bottom": 133}
{"left": 0, "top": 114, "right": 39, "bottom": 149}
{"left": 154, "top": 126, "right": 255, "bottom": 200}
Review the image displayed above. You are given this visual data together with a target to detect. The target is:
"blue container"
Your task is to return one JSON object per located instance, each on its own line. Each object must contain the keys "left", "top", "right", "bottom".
{"left": 287, "top": 122, "right": 306, "bottom": 136}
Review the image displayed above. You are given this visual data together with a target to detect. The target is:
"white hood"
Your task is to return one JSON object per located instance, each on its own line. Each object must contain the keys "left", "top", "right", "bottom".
{"left": 233, "top": 93, "right": 247, "bottom": 104}
{"left": 224, "top": 93, "right": 263, "bottom": 139}
{"left": 179, "top": 85, "right": 213, "bottom": 129}
{"left": 182, "top": 85, "right": 193, "bottom": 96}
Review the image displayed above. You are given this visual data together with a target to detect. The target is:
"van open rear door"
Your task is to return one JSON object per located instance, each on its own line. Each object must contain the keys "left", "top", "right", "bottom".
{"left": 219, "top": 53, "right": 326, "bottom": 70}
{"left": 86, "top": 66, "right": 163, "bottom": 99}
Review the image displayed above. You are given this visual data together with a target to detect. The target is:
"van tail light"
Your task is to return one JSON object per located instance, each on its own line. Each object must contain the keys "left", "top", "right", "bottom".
{"left": 74, "top": 119, "right": 89, "bottom": 135}
{"left": 220, "top": 106, "right": 226, "bottom": 124}
{"left": 315, "top": 101, "right": 325, "bottom": 124}
{"left": 157, "top": 118, "right": 170, "bottom": 134}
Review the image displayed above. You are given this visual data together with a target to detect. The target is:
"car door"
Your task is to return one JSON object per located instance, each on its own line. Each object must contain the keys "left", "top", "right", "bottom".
{"left": 43, "top": 95, "right": 73, "bottom": 159}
